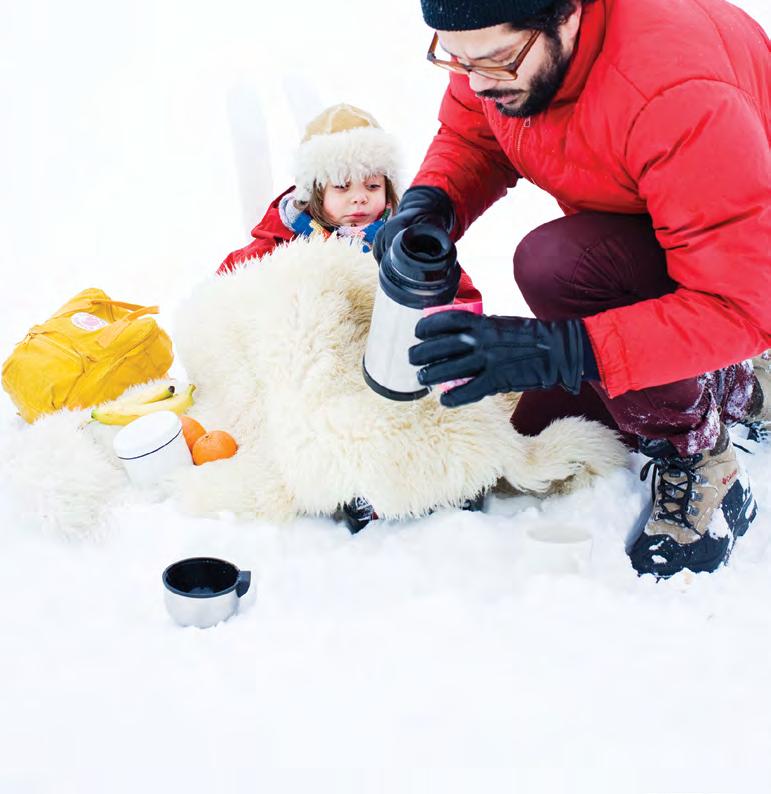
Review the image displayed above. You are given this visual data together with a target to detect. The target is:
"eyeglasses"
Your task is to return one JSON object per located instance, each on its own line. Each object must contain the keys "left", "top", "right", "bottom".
{"left": 426, "top": 30, "right": 541, "bottom": 81}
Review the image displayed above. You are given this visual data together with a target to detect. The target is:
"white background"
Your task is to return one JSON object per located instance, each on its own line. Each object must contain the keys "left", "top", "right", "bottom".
{"left": 1, "top": 2, "right": 769, "bottom": 793}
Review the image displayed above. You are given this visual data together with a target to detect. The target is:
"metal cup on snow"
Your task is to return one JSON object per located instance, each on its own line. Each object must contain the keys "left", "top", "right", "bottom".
{"left": 162, "top": 557, "right": 251, "bottom": 629}
{"left": 363, "top": 223, "right": 460, "bottom": 400}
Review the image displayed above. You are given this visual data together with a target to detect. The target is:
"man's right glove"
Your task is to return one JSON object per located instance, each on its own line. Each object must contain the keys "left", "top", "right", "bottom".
{"left": 373, "top": 185, "right": 456, "bottom": 263}
{"left": 408, "top": 311, "right": 598, "bottom": 408}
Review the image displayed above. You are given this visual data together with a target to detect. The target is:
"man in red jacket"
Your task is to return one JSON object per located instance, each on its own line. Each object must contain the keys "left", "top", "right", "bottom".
{"left": 376, "top": 0, "right": 771, "bottom": 578}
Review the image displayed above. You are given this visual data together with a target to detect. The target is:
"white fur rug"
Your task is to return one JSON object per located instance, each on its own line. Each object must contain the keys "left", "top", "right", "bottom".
{"left": 1, "top": 236, "right": 627, "bottom": 538}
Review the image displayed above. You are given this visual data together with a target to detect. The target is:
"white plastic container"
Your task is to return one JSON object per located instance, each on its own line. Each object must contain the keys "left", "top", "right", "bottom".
{"left": 113, "top": 410, "right": 192, "bottom": 487}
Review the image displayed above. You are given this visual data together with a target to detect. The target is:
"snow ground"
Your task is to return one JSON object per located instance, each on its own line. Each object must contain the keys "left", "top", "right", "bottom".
{"left": 1, "top": 2, "right": 769, "bottom": 792}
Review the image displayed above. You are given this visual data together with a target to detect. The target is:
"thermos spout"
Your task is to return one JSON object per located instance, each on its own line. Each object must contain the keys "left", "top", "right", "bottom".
{"left": 363, "top": 224, "right": 460, "bottom": 400}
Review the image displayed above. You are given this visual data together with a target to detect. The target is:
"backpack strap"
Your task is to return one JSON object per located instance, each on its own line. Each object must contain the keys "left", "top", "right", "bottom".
{"left": 96, "top": 305, "right": 160, "bottom": 347}
{"left": 88, "top": 298, "right": 153, "bottom": 313}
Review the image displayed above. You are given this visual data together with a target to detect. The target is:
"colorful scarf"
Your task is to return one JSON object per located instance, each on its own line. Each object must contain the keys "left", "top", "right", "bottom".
{"left": 278, "top": 192, "right": 391, "bottom": 253}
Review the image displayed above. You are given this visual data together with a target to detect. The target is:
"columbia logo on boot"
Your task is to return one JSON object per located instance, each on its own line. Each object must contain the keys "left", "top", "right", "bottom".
{"left": 722, "top": 468, "right": 738, "bottom": 486}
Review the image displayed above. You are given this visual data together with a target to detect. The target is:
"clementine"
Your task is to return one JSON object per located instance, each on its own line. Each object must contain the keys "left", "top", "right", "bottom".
{"left": 180, "top": 415, "right": 206, "bottom": 452}
{"left": 192, "top": 430, "right": 238, "bottom": 465}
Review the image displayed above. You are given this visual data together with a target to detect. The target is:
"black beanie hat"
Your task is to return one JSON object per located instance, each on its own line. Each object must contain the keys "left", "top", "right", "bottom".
{"left": 421, "top": 0, "right": 556, "bottom": 31}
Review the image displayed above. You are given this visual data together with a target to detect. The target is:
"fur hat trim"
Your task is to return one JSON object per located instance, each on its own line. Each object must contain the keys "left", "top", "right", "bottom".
{"left": 293, "top": 126, "right": 401, "bottom": 203}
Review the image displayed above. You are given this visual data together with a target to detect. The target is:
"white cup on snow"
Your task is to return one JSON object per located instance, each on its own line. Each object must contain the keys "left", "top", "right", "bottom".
{"left": 521, "top": 524, "right": 593, "bottom": 575}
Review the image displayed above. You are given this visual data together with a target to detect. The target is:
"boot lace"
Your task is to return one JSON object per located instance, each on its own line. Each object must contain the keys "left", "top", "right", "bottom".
{"left": 639, "top": 452, "right": 704, "bottom": 530}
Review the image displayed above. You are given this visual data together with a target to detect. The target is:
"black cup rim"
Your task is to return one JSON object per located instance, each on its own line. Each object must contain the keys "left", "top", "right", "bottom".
{"left": 162, "top": 556, "right": 239, "bottom": 599}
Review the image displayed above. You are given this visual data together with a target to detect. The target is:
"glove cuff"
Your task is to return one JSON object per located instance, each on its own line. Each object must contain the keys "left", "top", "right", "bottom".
{"left": 579, "top": 321, "right": 599, "bottom": 381}
{"left": 556, "top": 319, "right": 586, "bottom": 395}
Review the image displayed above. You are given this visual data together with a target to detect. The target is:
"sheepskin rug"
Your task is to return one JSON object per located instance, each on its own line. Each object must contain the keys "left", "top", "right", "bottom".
{"left": 1, "top": 236, "right": 628, "bottom": 538}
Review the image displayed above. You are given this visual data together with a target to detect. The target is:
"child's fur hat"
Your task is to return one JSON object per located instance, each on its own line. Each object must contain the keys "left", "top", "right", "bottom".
{"left": 293, "top": 104, "right": 401, "bottom": 202}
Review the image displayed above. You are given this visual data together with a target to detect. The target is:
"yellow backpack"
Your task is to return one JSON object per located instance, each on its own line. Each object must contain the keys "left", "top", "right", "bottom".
{"left": 2, "top": 288, "right": 174, "bottom": 423}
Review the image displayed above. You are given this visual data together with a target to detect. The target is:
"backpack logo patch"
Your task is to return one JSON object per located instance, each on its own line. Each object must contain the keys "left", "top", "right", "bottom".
{"left": 71, "top": 312, "right": 109, "bottom": 332}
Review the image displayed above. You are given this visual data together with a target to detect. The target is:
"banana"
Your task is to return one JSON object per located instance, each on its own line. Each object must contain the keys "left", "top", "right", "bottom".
{"left": 92, "top": 384, "right": 196, "bottom": 425}
{"left": 131, "top": 382, "right": 176, "bottom": 404}
{"left": 108, "top": 381, "right": 175, "bottom": 411}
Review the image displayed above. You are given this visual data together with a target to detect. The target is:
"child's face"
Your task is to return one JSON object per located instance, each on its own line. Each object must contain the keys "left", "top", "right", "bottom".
{"left": 322, "top": 175, "right": 387, "bottom": 227}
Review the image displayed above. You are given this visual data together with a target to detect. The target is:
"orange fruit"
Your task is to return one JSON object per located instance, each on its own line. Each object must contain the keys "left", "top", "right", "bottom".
{"left": 192, "top": 430, "right": 238, "bottom": 465}
{"left": 180, "top": 415, "right": 206, "bottom": 452}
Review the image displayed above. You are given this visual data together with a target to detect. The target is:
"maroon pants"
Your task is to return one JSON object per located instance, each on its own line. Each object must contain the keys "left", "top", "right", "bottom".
{"left": 510, "top": 212, "right": 754, "bottom": 456}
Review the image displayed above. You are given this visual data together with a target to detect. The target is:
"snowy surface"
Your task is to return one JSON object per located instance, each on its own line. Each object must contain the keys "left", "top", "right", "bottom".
{"left": 1, "top": 2, "right": 769, "bottom": 792}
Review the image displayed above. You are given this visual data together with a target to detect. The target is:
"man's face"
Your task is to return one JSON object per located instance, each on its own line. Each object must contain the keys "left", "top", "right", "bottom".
{"left": 437, "top": 6, "right": 582, "bottom": 118}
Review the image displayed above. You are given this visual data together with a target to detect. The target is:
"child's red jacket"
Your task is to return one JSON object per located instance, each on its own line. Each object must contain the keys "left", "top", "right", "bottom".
{"left": 217, "top": 188, "right": 483, "bottom": 304}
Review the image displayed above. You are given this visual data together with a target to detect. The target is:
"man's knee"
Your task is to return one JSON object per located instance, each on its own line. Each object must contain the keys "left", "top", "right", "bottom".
{"left": 513, "top": 212, "right": 666, "bottom": 321}
{"left": 513, "top": 215, "right": 591, "bottom": 319}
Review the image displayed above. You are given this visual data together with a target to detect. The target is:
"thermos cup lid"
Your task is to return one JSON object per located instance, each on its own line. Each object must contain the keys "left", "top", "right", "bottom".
{"left": 379, "top": 224, "right": 461, "bottom": 309}
{"left": 389, "top": 224, "right": 456, "bottom": 282}
{"left": 113, "top": 410, "right": 184, "bottom": 460}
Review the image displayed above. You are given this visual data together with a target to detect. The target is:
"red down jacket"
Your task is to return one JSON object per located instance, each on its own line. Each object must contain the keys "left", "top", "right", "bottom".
{"left": 217, "top": 187, "right": 483, "bottom": 304}
{"left": 414, "top": 0, "right": 770, "bottom": 398}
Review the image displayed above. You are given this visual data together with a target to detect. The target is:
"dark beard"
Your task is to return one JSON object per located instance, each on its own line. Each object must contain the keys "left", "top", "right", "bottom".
{"left": 478, "top": 34, "right": 572, "bottom": 118}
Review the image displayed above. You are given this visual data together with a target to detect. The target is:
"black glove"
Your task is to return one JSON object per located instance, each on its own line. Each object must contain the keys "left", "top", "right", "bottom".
{"left": 373, "top": 186, "right": 455, "bottom": 263}
{"left": 408, "top": 311, "right": 598, "bottom": 408}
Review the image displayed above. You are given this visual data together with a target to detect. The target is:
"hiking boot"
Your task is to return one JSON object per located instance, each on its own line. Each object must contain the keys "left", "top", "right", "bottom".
{"left": 629, "top": 424, "right": 757, "bottom": 578}
{"left": 741, "top": 352, "right": 770, "bottom": 442}
{"left": 342, "top": 496, "right": 378, "bottom": 534}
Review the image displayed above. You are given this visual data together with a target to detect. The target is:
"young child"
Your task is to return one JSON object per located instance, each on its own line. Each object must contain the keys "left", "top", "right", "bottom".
{"left": 219, "top": 103, "right": 483, "bottom": 531}
{"left": 217, "top": 103, "right": 481, "bottom": 303}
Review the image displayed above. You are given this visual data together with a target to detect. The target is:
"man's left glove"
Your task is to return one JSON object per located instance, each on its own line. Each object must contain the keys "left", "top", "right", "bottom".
{"left": 408, "top": 311, "right": 598, "bottom": 408}
{"left": 372, "top": 186, "right": 455, "bottom": 264}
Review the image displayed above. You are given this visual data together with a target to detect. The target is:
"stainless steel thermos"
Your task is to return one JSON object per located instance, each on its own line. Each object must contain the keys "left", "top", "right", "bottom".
{"left": 363, "top": 223, "right": 460, "bottom": 400}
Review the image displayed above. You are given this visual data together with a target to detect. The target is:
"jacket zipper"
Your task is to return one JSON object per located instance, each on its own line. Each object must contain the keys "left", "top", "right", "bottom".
{"left": 515, "top": 117, "right": 534, "bottom": 185}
